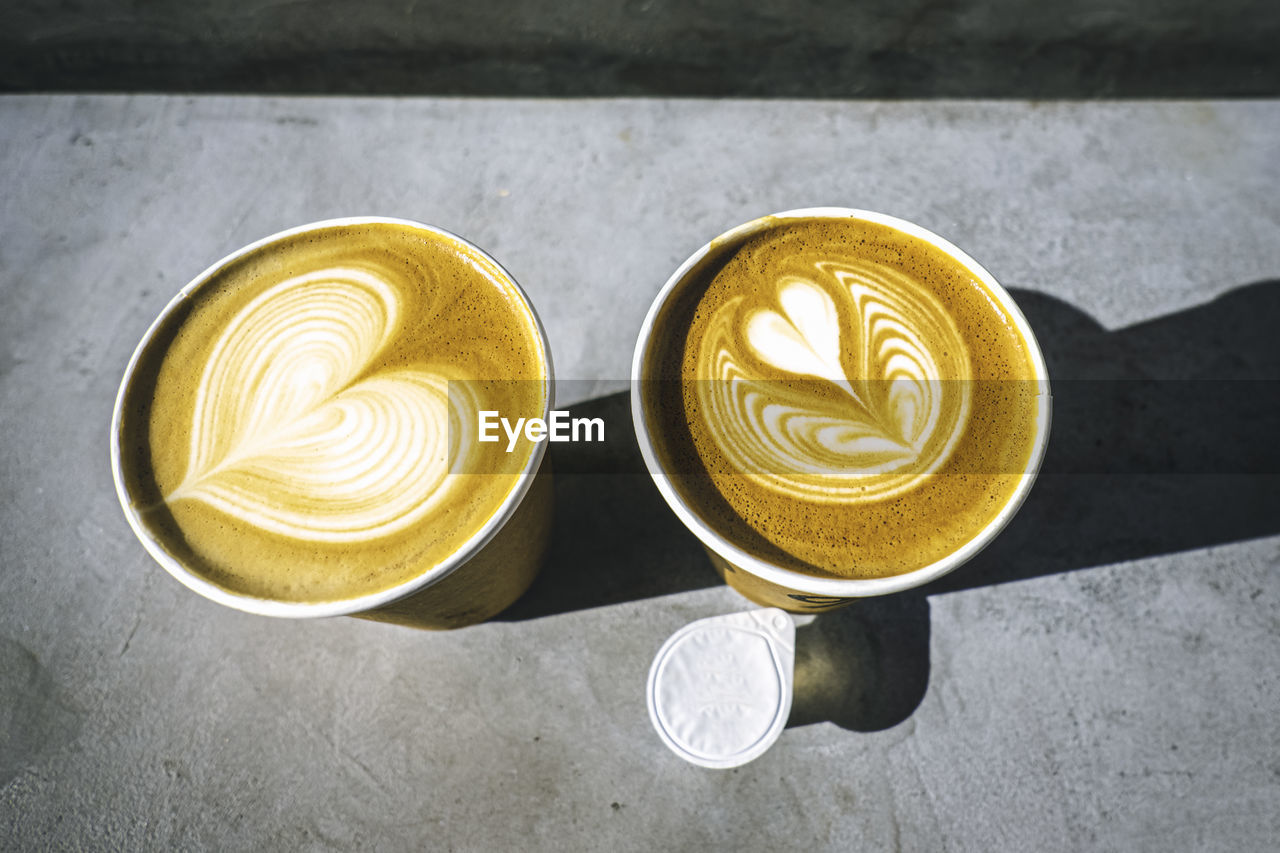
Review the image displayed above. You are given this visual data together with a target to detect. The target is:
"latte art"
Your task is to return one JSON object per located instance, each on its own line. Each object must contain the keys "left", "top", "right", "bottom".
{"left": 169, "top": 267, "right": 480, "bottom": 542}
{"left": 695, "top": 259, "right": 971, "bottom": 502}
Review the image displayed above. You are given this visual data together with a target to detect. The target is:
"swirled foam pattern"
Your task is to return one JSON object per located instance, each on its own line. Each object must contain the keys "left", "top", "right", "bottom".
{"left": 658, "top": 217, "right": 1042, "bottom": 579}
{"left": 119, "top": 223, "right": 546, "bottom": 603}
{"left": 695, "top": 260, "right": 971, "bottom": 502}
{"left": 169, "top": 269, "right": 471, "bottom": 541}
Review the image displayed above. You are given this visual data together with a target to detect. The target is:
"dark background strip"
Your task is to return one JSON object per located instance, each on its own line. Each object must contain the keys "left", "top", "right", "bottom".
{"left": 4, "top": 0, "right": 1278, "bottom": 96}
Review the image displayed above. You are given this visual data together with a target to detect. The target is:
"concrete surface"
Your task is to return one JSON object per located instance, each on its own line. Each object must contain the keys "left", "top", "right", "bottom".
{"left": 4, "top": 0, "right": 1279, "bottom": 96}
{"left": 1, "top": 96, "right": 1279, "bottom": 850}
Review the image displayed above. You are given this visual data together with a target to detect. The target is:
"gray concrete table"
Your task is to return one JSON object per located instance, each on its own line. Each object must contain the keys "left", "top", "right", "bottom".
{"left": 2, "top": 96, "right": 1278, "bottom": 851}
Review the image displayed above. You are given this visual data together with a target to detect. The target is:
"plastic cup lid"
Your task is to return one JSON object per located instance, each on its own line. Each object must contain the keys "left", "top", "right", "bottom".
{"left": 646, "top": 608, "right": 796, "bottom": 769}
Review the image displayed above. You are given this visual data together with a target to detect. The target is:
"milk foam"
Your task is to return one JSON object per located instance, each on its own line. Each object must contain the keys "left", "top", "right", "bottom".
{"left": 694, "top": 259, "right": 971, "bottom": 502}
{"left": 167, "top": 267, "right": 480, "bottom": 542}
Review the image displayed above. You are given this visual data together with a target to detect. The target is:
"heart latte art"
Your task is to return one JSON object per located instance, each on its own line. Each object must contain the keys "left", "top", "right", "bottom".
{"left": 117, "top": 222, "right": 547, "bottom": 603}
{"left": 644, "top": 216, "right": 1042, "bottom": 579}
{"left": 169, "top": 268, "right": 474, "bottom": 542}
{"left": 695, "top": 260, "right": 971, "bottom": 503}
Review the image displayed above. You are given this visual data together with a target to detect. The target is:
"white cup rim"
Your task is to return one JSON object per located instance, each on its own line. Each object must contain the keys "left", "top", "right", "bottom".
{"left": 110, "top": 216, "right": 554, "bottom": 618}
{"left": 631, "top": 207, "right": 1052, "bottom": 598}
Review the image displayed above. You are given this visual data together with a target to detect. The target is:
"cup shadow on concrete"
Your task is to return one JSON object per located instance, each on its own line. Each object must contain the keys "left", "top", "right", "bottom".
{"left": 502, "top": 280, "right": 1280, "bottom": 731}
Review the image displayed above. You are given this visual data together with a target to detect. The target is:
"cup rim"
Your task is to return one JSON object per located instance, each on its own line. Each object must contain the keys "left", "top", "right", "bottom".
{"left": 631, "top": 207, "right": 1052, "bottom": 598}
{"left": 110, "top": 216, "right": 554, "bottom": 618}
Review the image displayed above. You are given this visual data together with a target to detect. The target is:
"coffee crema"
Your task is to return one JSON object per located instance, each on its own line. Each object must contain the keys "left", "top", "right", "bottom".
{"left": 117, "top": 222, "right": 547, "bottom": 603}
{"left": 643, "top": 216, "right": 1042, "bottom": 580}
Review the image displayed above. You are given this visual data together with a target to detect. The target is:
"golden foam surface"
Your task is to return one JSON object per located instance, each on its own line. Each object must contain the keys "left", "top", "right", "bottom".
{"left": 647, "top": 217, "right": 1042, "bottom": 580}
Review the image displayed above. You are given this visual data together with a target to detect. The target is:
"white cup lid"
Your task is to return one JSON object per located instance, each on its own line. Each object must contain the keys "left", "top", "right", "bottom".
{"left": 646, "top": 608, "right": 796, "bottom": 768}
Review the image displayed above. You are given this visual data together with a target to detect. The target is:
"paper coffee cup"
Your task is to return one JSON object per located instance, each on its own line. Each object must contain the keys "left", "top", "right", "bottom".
{"left": 632, "top": 208, "right": 1052, "bottom": 611}
{"left": 111, "top": 217, "right": 554, "bottom": 629}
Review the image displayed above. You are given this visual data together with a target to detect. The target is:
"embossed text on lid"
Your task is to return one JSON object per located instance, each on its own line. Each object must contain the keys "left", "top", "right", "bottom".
{"left": 646, "top": 608, "right": 795, "bottom": 768}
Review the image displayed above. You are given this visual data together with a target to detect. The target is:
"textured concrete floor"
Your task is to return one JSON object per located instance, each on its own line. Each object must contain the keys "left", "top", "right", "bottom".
{"left": 1, "top": 97, "right": 1278, "bottom": 850}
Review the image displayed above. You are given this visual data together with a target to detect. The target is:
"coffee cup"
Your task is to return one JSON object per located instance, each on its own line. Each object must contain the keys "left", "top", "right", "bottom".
{"left": 632, "top": 208, "right": 1051, "bottom": 611}
{"left": 111, "top": 217, "right": 553, "bottom": 629}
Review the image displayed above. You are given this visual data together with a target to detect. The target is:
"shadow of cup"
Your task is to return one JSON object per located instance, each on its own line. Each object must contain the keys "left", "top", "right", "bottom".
{"left": 788, "top": 592, "right": 932, "bottom": 731}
